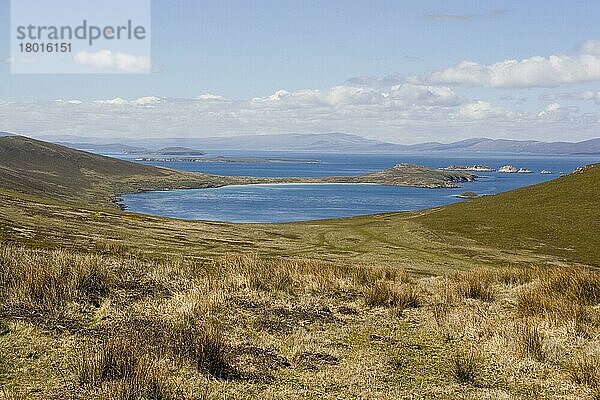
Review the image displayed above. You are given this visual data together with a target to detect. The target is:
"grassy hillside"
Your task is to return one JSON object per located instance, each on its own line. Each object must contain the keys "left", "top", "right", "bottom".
{"left": 418, "top": 164, "right": 600, "bottom": 266}
{"left": 2, "top": 245, "right": 600, "bottom": 399}
{"left": 0, "top": 136, "right": 237, "bottom": 206}
{"left": 1, "top": 137, "right": 600, "bottom": 398}
{"left": 0, "top": 136, "right": 597, "bottom": 269}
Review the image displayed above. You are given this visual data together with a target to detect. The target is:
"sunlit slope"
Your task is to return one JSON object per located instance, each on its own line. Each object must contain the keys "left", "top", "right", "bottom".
{"left": 418, "top": 164, "right": 600, "bottom": 266}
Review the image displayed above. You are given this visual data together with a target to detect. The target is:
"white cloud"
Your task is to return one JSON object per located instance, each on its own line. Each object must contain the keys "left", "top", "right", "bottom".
{"left": 92, "top": 96, "right": 165, "bottom": 106}
{"left": 388, "top": 84, "right": 462, "bottom": 107}
{"left": 1, "top": 84, "right": 599, "bottom": 144}
{"left": 538, "top": 103, "right": 562, "bottom": 118}
{"left": 73, "top": 50, "right": 152, "bottom": 73}
{"left": 250, "top": 84, "right": 461, "bottom": 108}
{"left": 423, "top": 54, "right": 600, "bottom": 88}
{"left": 195, "top": 94, "right": 227, "bottom": 101}
{"left": 416, "top": 40, "right": 600, "bottom": 88}
{"left": 350, "top": 40, "right": 600, "bottom": 89}
{"left": 53, "top": 99, "right": 83, "bottom": 104}
{"left": 132, "top": 96, "right": 165, "bottom": 106}
{"left": 94, "top": 97, "right": 129, "bottom": 105}
{"left": 536, "top": 103, "right": 580, "bottom": 121}
{"left": 458, "top": 101, "right": 513, "bottom": 120}
{"left": 346, "top": 74, "right": 406, "bottom": 88}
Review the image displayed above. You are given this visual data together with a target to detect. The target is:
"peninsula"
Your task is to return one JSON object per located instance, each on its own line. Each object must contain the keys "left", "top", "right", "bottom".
{"left": 0, "top": 136, "right": 475, "bottom": 208}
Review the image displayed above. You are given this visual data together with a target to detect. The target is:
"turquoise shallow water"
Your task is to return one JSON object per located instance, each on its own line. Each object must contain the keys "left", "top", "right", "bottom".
{"left": 118, "top": 153, "right": 600, "bottom": 223}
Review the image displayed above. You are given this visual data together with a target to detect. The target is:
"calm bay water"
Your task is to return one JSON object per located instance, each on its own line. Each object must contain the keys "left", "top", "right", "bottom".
{"left": 117, "top": 152, "right": 600, "bottom": 223}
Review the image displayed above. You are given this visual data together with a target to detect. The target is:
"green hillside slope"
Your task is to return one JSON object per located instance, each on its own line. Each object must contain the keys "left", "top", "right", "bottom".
{"left": 418, "top": 164, "right": 600, "bottom": 265}
{"left": 0, "top": 136, "right": 237, "bottom": 205}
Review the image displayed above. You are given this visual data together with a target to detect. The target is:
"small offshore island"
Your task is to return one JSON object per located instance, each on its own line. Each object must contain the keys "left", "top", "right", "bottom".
{"left": 441, "top": 165, "right": 495, "bottom": 172}
{"left": 135, "top": 156, "right": 321, "bottom": 164}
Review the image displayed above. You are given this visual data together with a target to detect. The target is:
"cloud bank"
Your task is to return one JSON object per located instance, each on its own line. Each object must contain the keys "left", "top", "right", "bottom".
{"left": 2, "top": 82, "right": 598, "bottom": 144}
{"left": 73, "top": 50, "right": 152, "bottom": 73}
{"left": 3, "top": 40, "right": 600, "bottom": 144}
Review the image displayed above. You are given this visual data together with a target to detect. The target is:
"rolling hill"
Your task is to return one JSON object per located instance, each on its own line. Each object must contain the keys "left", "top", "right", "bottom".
{"left": 1, "top": 135, "right": 599, "bottom": 399}
{"left": 417, "top": 164, "right": 600, "bottom": 265}
{"left": 0, "top": 136, "right": 236, "bottom": 205}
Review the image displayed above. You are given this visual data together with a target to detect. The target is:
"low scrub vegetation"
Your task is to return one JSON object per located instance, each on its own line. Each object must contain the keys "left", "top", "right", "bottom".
{"left": 77, "top": 337, "right": 174, "bottom": 399}
{"left": 451, "top": 348, "right": 480, "bottom": 385}
{"left": 0, "top": 246, "right": 114, "bottom": 312}
{"left": 1, "top": 244, "right": 600, "bottom": 399}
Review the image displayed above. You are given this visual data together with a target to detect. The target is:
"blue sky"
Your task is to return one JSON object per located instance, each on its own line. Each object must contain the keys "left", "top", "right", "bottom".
{"left": 1, "top": 0, "right": 600, "bottom": 143}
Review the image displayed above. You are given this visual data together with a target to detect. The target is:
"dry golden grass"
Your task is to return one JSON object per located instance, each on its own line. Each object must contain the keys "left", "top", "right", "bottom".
{"left": 2, "top": 244, "right": 600, "bottom": 399}
{"left": 451, "top": 347, "right": 480, "bottom": 385}
{"left": 568, "top": 353, "right": 600, "bottom": 387}
{"left": 517, "top": 267, "right": 600, "bottom": 320}
{"left": 76, "top": 336, "right": 175, "bottom": 399}
{"left": 515, "top": 320, "right": 546, "bottom": 361}
{"left": 0, "top": 246, "right": 114, "bottom": 312}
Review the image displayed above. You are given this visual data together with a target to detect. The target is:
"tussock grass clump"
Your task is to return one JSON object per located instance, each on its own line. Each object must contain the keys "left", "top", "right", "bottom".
{"left": 353, "top": 266, "right": 411, "bottom": 285}
{"left": 364, "top": 281, "right": 421, "bottom": 310}
{"left": 571, "top": 306, "right": 600, "bottom": 338}
{"left": 364, "top": 281, "right": 397, "bottom": 308}
{"left": 451, "top": 348, "right": 480, "bottom": 385}
{"left": 453, "top": 271, "right": 495, "bottom": 302}
{"left": 168, "top": 319, "right": 232, "bottom": 379}
{"left": 446, "top": 267, "right": 536, "bottom": 303}
{"left": 515, "top": 321, "right": 545, "bottom": 361}
{"left": 493, "top": 267, "right": 536, "bottom": 286}
{"left": 95, "top": 240, "right": 139, "bottom": 257}
{"left": 218, "top": 254, "right": 346, "bottom": 294}
{"left": 0, "top": 246, "right": 114, "bottom": 311}
{"left": 213, "top": 254, "right": 411, "bottom": 297}
{"left": 77, "top": 336, "right": 174, "bottom": 399}
{"left": 394, "top": 285, "right": 421, "bottom": 312}
{"left": 517, "top": 268, "right": 600, "bottom": 319}
{"left": 568, "top": 354, "right": 600, "bottom": 387}
{"left": 115, "top": 313, "right": 234, "bottom": 380}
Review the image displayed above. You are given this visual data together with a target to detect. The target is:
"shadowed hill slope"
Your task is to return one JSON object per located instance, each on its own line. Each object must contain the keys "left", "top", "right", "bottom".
{"left": 417, "top": 164, "right": 600, "bottom": 266}
{"left": 0, "top": 136, "right": 237, "bottom": 205}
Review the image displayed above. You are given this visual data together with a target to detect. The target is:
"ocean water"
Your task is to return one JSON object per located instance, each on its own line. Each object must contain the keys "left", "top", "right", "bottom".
{"left": 117, "top": 152, "right": 600, "bottom": 223}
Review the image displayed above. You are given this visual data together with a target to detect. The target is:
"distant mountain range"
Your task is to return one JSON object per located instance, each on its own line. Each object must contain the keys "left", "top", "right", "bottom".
{"left": 403, "top": 137, "right": 600, "bottom": 155}
{"left": 26, "top": 132, "right": 600, "bottom": 155}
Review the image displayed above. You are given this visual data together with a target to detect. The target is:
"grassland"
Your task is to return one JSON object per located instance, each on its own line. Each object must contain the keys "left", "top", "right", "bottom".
{"left": 419, "top": 164, "right": 600, "bottom": 266}
{"left": 1, "top": 246, "right": 599, "bottom": 399}
{"left": 1, "top": 136, "right": 600, "bottom": 399}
